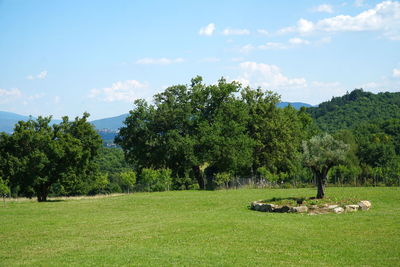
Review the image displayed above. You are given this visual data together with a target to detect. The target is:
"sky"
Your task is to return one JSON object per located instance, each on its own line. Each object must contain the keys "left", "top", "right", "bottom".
{"left": 0, "top": 0, "right": 399, "bottom": 120}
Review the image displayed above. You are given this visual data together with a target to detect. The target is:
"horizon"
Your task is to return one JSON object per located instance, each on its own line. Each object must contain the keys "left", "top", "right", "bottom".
{"left": 1, "top": 0, "right": 399, "bottom": 120}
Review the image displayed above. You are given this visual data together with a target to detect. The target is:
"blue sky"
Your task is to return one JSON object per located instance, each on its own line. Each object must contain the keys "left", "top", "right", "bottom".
{"left": 0, "top": 0, "right": 399, "bottom": 120}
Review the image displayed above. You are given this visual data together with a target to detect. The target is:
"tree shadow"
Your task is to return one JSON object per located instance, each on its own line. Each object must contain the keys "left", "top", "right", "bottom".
{"left": 264, "top": 196, "right": 310, "bottom": 204}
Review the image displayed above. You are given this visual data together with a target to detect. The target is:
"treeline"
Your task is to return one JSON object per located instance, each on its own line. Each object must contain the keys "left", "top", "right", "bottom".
{"left": 307, "top": 89, "right": 400, "bottom": 132}
{"left": 307, "top": 89, "right": 400, "bottom": 187}
{"left": 1, "top": 79, "right": 399, "bottom": 201}
{"left": 114, "top": 77, "right": 318, "bottom": 191}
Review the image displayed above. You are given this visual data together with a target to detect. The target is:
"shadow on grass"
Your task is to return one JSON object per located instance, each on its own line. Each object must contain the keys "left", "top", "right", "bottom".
{"left": 264, "top": 196, "right": 311, "bottom": 204}
{"left": 42, "top": 199, "right": 65, "bottom": 203}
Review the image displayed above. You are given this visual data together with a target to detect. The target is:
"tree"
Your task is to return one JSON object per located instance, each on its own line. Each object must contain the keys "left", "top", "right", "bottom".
{"left": 0, "top": 113, "right": 102, "bottom": 201}
{"left": 116, "top": 77, "right": 255, "bottom": 189}
{"left": 119, "top": 171, "right": 136, "bottom": 193}
{"left": 0, "top": 178, "right": 10, "bottom": 204}
{"left": 303, "top": 134, "right": 349, "bottom": 198}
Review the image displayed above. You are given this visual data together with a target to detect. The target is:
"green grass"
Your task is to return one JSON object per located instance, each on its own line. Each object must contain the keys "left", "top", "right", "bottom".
{"left": 1, "top": 187, "right": 399, "bottom": 266}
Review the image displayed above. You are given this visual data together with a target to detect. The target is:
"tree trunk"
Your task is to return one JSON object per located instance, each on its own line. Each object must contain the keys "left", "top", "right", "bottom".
{"left": 316, "top": 176, "right": 325, "bottom": 199}
{"left": 37, "top": 183, "right": 49, "bottom": 202}
{"left": 193, "top": 165, "right": 205, "bottom": 190}
{"left": 316, "top": 168, "right": 328, "bottom": 199}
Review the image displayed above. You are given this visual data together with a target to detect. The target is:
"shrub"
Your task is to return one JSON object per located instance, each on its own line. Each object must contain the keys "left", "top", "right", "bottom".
{"left": 139, "top": 168, "right": 172, "bottom": 192}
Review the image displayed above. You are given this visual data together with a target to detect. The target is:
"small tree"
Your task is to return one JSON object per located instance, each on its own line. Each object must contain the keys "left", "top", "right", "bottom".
{"left": 0, "top": 179, "right": 10, "bottom": 205}
{"left": 119, "top": 171, "right": 136, "bottom": 193}
{"left": 303, "top": 134, "right": 349, "bottom": 198}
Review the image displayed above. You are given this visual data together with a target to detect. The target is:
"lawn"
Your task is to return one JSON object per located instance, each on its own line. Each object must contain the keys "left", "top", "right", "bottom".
{"left": 1, "top": 187, "right": 399, "bottom": 266}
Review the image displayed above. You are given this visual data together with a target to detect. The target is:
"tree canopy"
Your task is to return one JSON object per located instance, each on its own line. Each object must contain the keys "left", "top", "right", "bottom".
{"left": 0, "top": 113, "right": 102, "bottom": 201}
{"left": 116, "top": 77, "right": 316, "bottom": 189}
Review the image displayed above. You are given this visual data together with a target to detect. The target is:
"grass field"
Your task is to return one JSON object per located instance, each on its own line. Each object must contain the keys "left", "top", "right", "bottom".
{"left": 1, "top": 187, "right": 399, "bottom": 266}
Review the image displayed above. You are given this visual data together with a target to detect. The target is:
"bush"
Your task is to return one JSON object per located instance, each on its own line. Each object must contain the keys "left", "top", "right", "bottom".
{"left": 215, "top": 172, "right": 232, "bottom": 188}
{"left": 139, "top": 168, "right": 172, "bottom": 192}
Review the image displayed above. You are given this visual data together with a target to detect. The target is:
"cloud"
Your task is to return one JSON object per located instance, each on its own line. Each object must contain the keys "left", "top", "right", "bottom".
{"left": 236, "top": 61, "right": 307, "bottom": 88}
{"left": 0, "top": 88, "right": 22, "bottom": 102}
{"left": 89, "top": 80, "right": 149, "bottom": 102}
{"left": 257, "top": 29, "right": 269, "bottom": 35}
{"left": 258, "top": 42, "right": 288, "bottom": 50}
{"left": 311, "top": 4, "right": 334, "bottom": 13}
{"left": 278, "top": 1, "right": 400, "bottom": 40}
{"left": 393, "top": 68, "right": 400, "bottom": 77}
{"left": 201, "top": 57, "right": 220, "bottom": 62}
{"left": 222, "top": 28, "right": 250, "bottom": 35}
{"left": 199, "top": 23, "right": 216, "bottom": 36}
{"left": 135, "top": 58, "right": 184, "bottom": 65}
{"left": 239, "top": 44, "right": 255, "bottom": 53}
{"left": 354, "top": 0, "right": 365, "bottom": 7}
{"left": 235, "top": 61, "right": 345, "bottom": 104}
{"left": 289, "top": 37, "right": 311, "bottom": 45}
{"left": 26, "top": 70, "right": 48, "bottom": 80}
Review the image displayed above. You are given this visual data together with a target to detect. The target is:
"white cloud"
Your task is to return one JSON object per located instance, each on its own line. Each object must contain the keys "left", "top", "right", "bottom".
{"left": 312, "top": 4, "right": 334, "bottom": 13}
{"left": 393, "top": 68, "right": 400, "bottom": 77}
{"left": 354, "top": 0, "right": 365, "bottom": 7}
{"left": 199, "top": 23, "right": 216, "bottom": 36}
{"left": 236, "top": 61, "right": 307, "bottom": 89}
{"left": 201, "top": 57, "right": 220, "bottom": 62}
{"left": 222, "top": 28, "right": 250, "bottom": 35}
{"left": 135, "top": 58, "right": 184, "bottom": 65}
{"left": 289, "top": 37, "right": 311, "bottom": 45}
{"left": 258, "top": 42, "right": 288, "bottom": 50}
{"left": 239, "top": 44, "right": 255, "bottom": 53}
{"left": 37, "top": 71, "right": 47, "bottom": 79}
{"left": 257, "top": 29, "right": 269, "bottom": 35}
{"left": 278, "top": 1, "right": 400, "bottom": 40}
{"left": 235, "top": 61, "right": 345, "bottom": 104}
{"left": 0, "top": 88, "right": 22, "bottom": 99}
{"left": 28, "top": 93, "right": 45, "bottom": 100}
{"left": 89, "top": 80, "right": 149, "bottom": 102}
{"left": 26, "top": 70, "right": 48, "bottom": 80}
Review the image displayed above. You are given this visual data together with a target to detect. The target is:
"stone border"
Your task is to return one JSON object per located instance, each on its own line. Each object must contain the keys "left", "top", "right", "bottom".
{"left": 250, "top": 200, "right": 371, "bottom": 214}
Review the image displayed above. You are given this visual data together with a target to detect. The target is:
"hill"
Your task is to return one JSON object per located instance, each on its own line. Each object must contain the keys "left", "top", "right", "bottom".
{"left": 0, "top": 111, "right": 33, "bottom": 133}
{"left": 277, "top": 102, "right": 313, "bottom": 109}
{"left": 307, "top": 89, "right": 400, "bottom": 132}
{"left": 90, "top": 113, "right": 129, "bottom": 131}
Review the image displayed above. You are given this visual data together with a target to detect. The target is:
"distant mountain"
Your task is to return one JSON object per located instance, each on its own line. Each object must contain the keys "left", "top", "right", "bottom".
{"left": 90, "top": 113, "right": 129, "bottom": 131}
{"left": 0, "top": 111, "right": 32, "bottom": 133}
{"left": 307, "top": 89, "right": 400, "bottom": 132}
{"left": 0, "top": 111, "right": 61, "bottom": 133}
{"left": 277, "top": 102, "right": 313, "bottom": 109}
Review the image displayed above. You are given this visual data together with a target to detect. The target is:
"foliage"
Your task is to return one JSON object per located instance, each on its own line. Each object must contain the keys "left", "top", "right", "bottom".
{"left": 119, "top": 170, "right": 136, "bottom": 193}
{"left": 116, "top": 77, "right": 315, "bottom": 189}
{"left": 138, "top": 168, "right": 172, "bottom": 192}
{"left": 303, "top": 133, "right": 349, "bottom": 198}
{"left": 214, "top": 172, "right": 232, "bottom": 188}
{"left": 0, "top": 178, "right": 10, "bottom": 197}
{"left": 307, "top": 89, "right": 400, "bottom": 133}
{"left": 0, "top": 113, "right": 102, "bottom": 201}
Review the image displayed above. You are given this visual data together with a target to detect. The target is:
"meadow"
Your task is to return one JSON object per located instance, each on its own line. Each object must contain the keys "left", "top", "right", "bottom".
{"left": 1, "top": 187, "right": 399, "bottom": 266}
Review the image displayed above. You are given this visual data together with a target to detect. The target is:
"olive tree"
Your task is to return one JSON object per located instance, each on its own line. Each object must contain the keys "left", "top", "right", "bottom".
{"left": 303, "top": 133, "right": 349, "bottom": 198}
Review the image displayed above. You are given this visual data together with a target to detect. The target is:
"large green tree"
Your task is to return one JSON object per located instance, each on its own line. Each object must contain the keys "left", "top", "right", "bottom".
{"left": 116, "top": 77, "right": 315, "bottom": 189}
{"left": 0, "top": 113, "right": 102, "bottom": 201}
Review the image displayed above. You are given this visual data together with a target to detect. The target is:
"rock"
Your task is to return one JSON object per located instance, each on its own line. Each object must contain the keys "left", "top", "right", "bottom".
{"left": 273, "top": 205, "right": 290, "bottom": 213}
{"left": 327, "top": 205, "right": 339, "bottom": 210}
{"left": 258, "top": 204, "right": 270, "bottom": 212}
{"left": 333, "top": 207, "right": 344, "bottom": 214}
{"left": 251, "top": 201, "right": 263, "bottom": 211}
{"left": 290, "top": 206, "right": 308, "bottom": 213}
{"left": 345, "top": 205, "right": 360, "bottom": 212}
{"left": 358, "top": 200, "right": 371, "bottom": 211}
